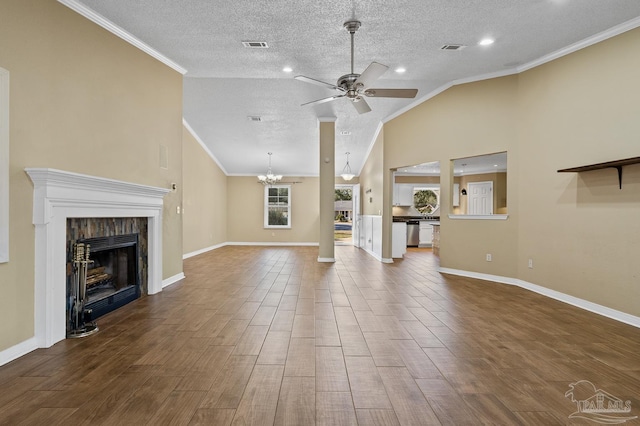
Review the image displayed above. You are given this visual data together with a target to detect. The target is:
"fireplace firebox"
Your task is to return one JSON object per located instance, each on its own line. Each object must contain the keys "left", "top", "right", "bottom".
{"left": 67, "top": 233, "right": 141, "bottom": 333}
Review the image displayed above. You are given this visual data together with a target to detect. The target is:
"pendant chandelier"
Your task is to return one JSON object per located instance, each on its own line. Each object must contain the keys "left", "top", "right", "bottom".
{"left": 258, "top": 152, "right": 282, "bottom": 185}
{"left": 340, "top": 152, "right": 355, "bottom": 181}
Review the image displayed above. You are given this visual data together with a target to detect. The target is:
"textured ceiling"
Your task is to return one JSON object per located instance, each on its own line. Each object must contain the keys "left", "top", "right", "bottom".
{"left": 73, "top": 0, "right": 640, "bottom": 176}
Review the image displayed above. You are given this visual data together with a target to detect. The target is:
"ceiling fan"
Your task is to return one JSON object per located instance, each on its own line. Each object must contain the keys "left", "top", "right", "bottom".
{"left": 295, "top": 20, "right": 418, "bottom": 114}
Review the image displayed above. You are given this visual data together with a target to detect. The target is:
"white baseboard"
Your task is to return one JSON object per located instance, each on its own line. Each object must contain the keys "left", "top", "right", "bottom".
{"left": 514, "top": 278, "right": 640, "bottom": 329}
{"left": 381, "top": 258, "right": 393, "bottom": 264}
{"left": 438, "top": 267, "right": 518, "bottom": 286}
{"left": 361, "top": 247, "right": 383, "bottom": 263}
{"left": 317, "top": 257, "right": 335, "bottom": 263}
{"left": 183, "top": 241, "right": 320, "bottom": 260}
{"left": 226, "top": 242, "right": 319, "bottom": 247}
{"left": 439, "top": 267, "right": 640, "bottom": 329}
{"left": 162, "top": 272, "right": 185, "bottom": 288}
{"left": 0, "top": 337, "right": 38, "bottom": 367}
{"left": 183, "top": 242, "right": 227, "bottom": 259}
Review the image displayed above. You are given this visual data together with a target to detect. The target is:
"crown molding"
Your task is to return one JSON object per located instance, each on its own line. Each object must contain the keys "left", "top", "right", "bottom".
{"left": 183, "top": 119, "right": 228, "bottom": 175}
{"left": 517, "top": 15, "right": 640, "bottom": 73}
{"left": 384, "top": 16, "right": 640, "bottom": 126}
{"left": 57, "top": 0, "right": 187, "bottom": 75}
{"left": 357, "top": 121, "right": 384, "bottom": 176}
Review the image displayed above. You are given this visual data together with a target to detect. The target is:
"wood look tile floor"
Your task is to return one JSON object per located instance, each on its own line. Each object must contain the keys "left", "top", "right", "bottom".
{"left": 2, "top": 246, "right": 640, "bottom": 425}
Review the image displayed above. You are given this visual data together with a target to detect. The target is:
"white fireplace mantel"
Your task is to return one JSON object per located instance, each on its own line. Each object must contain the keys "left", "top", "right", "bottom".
{"left": 26, "top": 168, "right": 170, "bottom": 348}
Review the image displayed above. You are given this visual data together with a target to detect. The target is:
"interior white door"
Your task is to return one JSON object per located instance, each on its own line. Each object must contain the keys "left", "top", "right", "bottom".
{"left": 351, "top": 184, "right": 360, "bottom": 247}
{"left": 467, "top": 181, "right": 493, "bottom": 215}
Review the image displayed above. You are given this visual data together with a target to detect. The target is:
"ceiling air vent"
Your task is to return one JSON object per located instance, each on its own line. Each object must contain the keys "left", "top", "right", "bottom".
{"left": 440, "top": 44, "right": 466, "bottom": 51}
{"left": 242, "top": 41, "right": 269, "bottom": 48}
{"left": 247, "top": 116, "right": 262, "bottom": 122}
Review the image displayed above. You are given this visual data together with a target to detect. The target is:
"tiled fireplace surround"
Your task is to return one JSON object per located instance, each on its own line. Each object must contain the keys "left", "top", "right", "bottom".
{"left": 26, "top": 168, "right": 170, "bottom": 348}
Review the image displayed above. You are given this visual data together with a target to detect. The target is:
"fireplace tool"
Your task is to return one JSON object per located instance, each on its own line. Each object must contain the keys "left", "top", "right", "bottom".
{"left": 68, "top": 242, "right": 99, "bottom": 338}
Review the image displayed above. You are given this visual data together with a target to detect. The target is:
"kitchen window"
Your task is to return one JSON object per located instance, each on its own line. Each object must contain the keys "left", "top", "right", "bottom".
{"left": 264, "top": 184, "right": 291, "bottom": 229}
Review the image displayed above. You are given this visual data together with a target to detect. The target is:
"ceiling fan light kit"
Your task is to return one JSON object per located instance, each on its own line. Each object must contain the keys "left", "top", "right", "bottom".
{"left": 295, "top": 20, "right": 418, "bottom": 114}
{"left": 258, "top": 152, "right": 283, "bottom": 185}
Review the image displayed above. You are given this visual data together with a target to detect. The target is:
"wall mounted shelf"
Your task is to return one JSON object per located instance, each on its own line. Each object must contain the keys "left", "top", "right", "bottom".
{"left": 557, "top": 156, "right": 640, "bottom": 189}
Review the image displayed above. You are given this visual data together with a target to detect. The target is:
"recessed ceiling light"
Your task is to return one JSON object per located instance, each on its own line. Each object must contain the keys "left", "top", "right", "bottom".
{"left": 395, "top": 67, "right": 406, "bottom": 73}
{"left": 282, "top": 66, "right": 293, "bottom": 73}
{"left": 478, "top": 38, "right": 495, "bottom": 46}
{"left": 494, "top": 164, "right": 498, "bottom": 167}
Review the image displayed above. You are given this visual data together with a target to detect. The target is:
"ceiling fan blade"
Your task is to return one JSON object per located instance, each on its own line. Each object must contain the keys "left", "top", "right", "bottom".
{"left": 363, "top": 88, "right": 418, "bottom": 98}
{"left": 301, "top": 94, "right": 345, "bottom": 107}
{"left": 355, "top": 62, "right": 389, "bottom": 88}
{"left": 351, "top": 98, "right": 371, "bottom": 114}
{"left": 295, "top": 75, "right": 343, "bottom": 92}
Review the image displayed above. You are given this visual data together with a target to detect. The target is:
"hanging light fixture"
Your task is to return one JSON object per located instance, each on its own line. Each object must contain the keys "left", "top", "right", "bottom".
{"left": 258, "top": 152, "right": 283, "bottom": 185}
{"left": 340, "top": 152, "right": 355, "bottom": 181}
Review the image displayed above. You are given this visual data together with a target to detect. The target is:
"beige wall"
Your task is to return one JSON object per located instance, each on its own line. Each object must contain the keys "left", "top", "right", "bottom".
{"left": 182, "top": 127, "right": 228, "bottom": 254}
{"left": 385, "top": 76, "right": 519, "bottom": 277}
{"left": 0, "top": 1, "right": 183, "bottom": 351}
{"left": 227, "top": 177, "right": 320, "bottom": 243}
{"left": 382, "top": 27, "right": 640, "bottom": 316}
{"left": 359, "top": 130, "right": 384, "bottom": 216}
{"left": 516, "top": 27, "right": 640, "bottom": 315}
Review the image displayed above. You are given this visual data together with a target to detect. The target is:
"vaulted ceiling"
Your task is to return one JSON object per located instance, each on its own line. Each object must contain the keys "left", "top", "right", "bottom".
{"left": 65, "top": 0, "right": 640, "bottom": 176}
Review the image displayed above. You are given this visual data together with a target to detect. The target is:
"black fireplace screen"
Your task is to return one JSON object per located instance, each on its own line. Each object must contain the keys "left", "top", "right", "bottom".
{"left": 67, "top": 233, "right": 141, "bottom": 328}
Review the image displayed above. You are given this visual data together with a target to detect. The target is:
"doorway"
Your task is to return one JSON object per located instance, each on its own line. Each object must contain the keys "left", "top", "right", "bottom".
{"left": 467, "top": 181, "right": 493, "bottom": 215}
{"left": 335, "top": 184, "right": 360, "bottom": 246}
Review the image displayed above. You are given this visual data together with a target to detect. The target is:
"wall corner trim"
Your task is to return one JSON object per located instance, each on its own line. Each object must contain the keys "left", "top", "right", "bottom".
{"left": 0, "top": 67, "right": 8, "bottom": 263}
{"left": 438, "top": 267, "right": 640, "bottom": 329}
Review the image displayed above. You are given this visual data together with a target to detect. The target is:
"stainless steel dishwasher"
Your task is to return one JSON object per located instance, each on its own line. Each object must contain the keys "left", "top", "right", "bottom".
{"left": 406, "top": 220, "right": 420, "bottom": 247}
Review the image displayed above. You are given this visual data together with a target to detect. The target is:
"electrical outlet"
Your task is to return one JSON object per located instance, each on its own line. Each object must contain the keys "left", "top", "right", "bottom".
{"left": 177, "top": 206, "right": 180, "bottom": 214}
{"left": 528, "top": 258, "right": 533, "bottom": 269}
{"left": 486, "top": 253, "right": 492, "bottom": 262}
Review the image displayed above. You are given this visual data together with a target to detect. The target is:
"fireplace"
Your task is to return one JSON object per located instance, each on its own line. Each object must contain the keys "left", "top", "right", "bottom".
{"left": 26, "top": 168, "right": 171, "bottom": 348}
{"left": 66, "top": 217, "right": 149, "bottom": 332}
{"left": 67, "top": 233, "right": 142, "bottom": 329}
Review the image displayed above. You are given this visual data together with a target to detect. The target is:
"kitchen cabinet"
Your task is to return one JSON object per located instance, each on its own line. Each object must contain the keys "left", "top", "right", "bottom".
{"left": 392, "top": 222, "right": 407, "bottom": 258}
{"left": 418, "top": 221, "right": 433, "bottom": 248}
{"left": 393, "top": 184, "right": 414, "bottom": 206}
